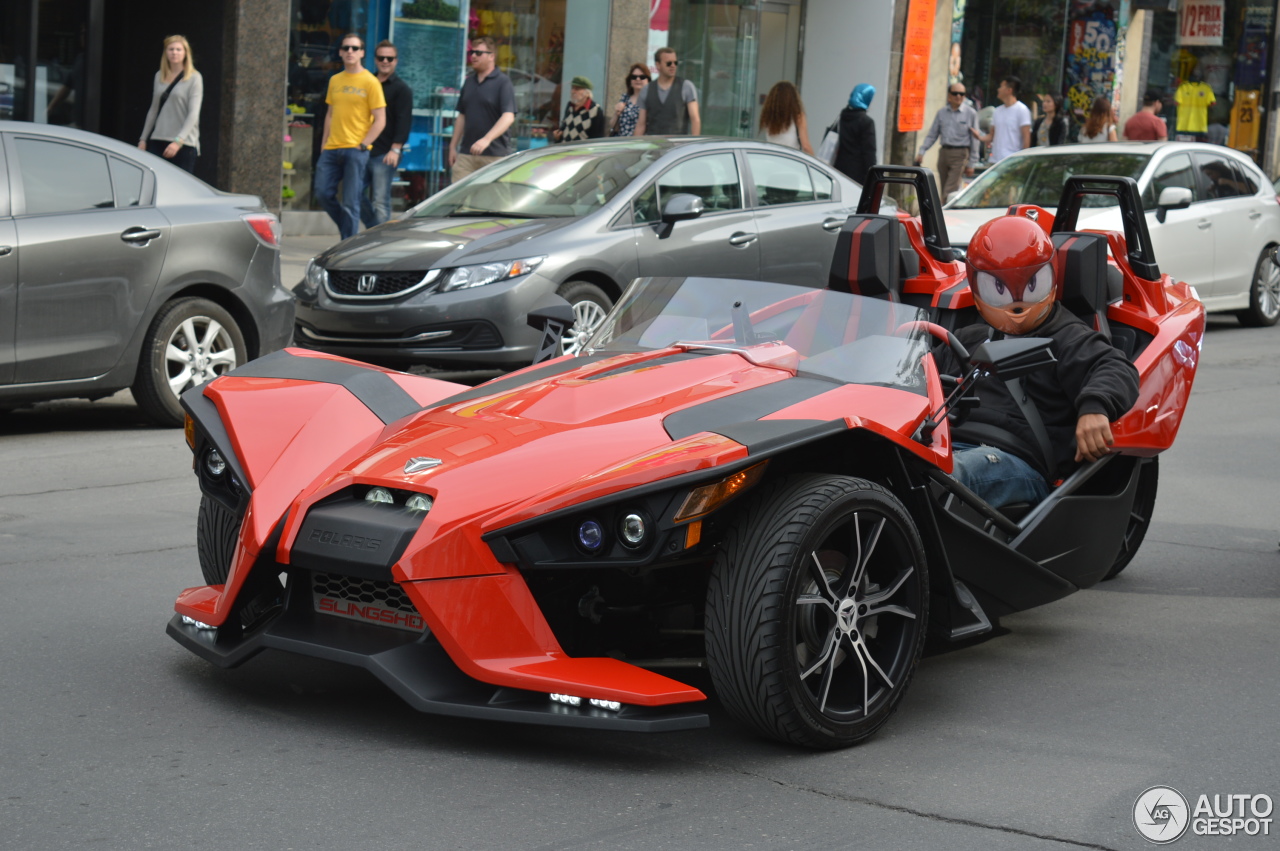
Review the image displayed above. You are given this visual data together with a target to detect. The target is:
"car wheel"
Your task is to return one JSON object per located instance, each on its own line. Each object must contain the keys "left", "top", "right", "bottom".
{"left": 705, "top": 474, "right": 929, "bottom": 749}
{"left": 133, "top": 298, "right": 246, "bottom": 427}
{"left": 196, "top": 495, "right": 240, "bottom": 585}
{"left": 1101, "top": 458, "right": 1158, "bottom": 581}
{"left": 1238, "top": 247, "right": 1280, "bottom": 327}
{"left": 556, "top": 281, "right": 612, "bottom": 356}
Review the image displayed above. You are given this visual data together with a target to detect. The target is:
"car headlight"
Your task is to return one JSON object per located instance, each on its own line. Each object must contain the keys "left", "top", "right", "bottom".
{"left": 297, "top": 258, "right": 328, "bottom": 297}
{"left": 438, "top": 256, "right": 545, "bottom": 292}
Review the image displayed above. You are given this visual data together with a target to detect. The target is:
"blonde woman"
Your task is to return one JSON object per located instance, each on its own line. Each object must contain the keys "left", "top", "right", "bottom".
{"left": 138, "top": 35, "right": 203, "bottom": 173}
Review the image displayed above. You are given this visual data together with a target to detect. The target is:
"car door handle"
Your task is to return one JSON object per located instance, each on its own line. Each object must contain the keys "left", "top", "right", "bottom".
{"left": 822, "top": 218, "right": 844, "bottom": 231}
{"left": 121, "top": 227, "right": 162, "bottom": 243}
{"left": 728, "top": 232, "right": 757, "bottom": 246}
{"left": 0, "top": 246, "right": 11, "bottom": 257}
{"left": 1197, "top": 220, "right": 1212, "bottom": 230}
{"left": 1250, "top": 210, "right": 1263, "bottom": 220}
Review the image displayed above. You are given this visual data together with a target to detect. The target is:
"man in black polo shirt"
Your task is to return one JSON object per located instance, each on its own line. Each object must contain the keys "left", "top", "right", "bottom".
{"left": 361, "top": 39, "right": 413, "bottom": 227}
{"left": 449, "top": 36, "right": 516, "bottom": 181}
{"left": 634, "top": 47, "right": 700, "bottom": 136}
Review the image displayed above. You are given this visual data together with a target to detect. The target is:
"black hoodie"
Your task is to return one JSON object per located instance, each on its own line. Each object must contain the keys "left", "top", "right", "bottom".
{"left": 936, "top": 304, "right": 1140, "bottom": 480}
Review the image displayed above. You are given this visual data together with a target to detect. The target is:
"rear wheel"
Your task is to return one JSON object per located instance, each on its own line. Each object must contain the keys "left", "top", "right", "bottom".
{"left": 1237, "top": 247, "right": 1280, "bottom": 327}
{"left": 133, "top": 298, "right": 246, "bottom": 427}
{"left": 706, "top": 475, "right": 929, "bottom": 749}
{"left": 196, "top": 495, "right": 240, "bottom": 585}
{"left": 556, "top": 281, "right": 612, "bottom": 356}
{"left": 1101, "top": 458, "right": 1158, "bottom": 581}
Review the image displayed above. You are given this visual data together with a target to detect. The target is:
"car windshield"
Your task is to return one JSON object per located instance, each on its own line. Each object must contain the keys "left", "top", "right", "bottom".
{"left": 586, "top": 277, "right": 933, "bottom": 393}
{"left": 949, "top": 152, "right": 1150, "bottom": 209}
{"left": 411, "top": 141, "right": 664, "bottom": 219}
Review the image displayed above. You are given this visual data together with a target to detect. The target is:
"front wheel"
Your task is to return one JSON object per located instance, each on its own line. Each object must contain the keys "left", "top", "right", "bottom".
{"left": 133, "top": 298, "right": 246, "bottom": 427}
{"left": 556, "top": 281, "right": 612, "bottom": 356}
{"left": 1237, "top": 247, "right": 1280, "bottom": 327}
{"left": 706, "top": 475, "right": 929, "bottom": 749}
{"left": 1101, "top": 457, "right": 1158, "bottom": 581}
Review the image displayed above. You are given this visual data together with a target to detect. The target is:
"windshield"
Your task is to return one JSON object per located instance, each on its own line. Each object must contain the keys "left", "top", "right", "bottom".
{"left": 587, "top": 277, "right": 933, "bottom": 393}
{"left": 949, "top": 152, "right": 1150, "bottom": 210}
{"left": 411, "top": 141, "right": 664, "bottom": 219}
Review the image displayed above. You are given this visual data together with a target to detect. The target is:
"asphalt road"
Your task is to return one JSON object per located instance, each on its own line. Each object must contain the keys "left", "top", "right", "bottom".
{"left": 0, "top": 314, "right": 1275, "bottom": 850}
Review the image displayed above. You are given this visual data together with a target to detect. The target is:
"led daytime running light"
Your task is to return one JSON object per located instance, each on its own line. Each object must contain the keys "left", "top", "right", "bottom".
{"left": 673, "top": 461, "right": 768, "bottom": 522}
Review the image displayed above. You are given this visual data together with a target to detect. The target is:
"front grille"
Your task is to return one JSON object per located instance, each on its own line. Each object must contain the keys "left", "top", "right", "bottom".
{"left": 311, "top": 571, "right": 426, "bottom": 632}
{"left": 328, "top": 270, "right": 433, "bottom": 298}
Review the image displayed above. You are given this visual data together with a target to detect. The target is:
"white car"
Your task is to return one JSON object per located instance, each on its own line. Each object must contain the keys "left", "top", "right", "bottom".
{"left": 943, "top": 142, "right": 1280, "bottom": 326}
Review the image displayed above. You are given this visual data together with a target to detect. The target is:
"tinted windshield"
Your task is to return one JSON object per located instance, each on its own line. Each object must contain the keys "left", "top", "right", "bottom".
{"left": 587, "top": 277, "right": 932, "bottom": 393}
{"left": 950, "top": 152, "right": 1149, "bottom": 209}
{"left": 411, "top": 141, "right": 664, "bottom": 219}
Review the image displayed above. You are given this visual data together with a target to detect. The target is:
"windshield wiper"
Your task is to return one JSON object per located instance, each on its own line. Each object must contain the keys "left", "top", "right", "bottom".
{"left": 445, "top": 210, "right": 559, "bottom": 219}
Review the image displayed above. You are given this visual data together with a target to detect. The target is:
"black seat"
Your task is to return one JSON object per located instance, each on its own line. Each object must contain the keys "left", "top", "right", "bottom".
{"left": 828, "top": 214, "right": 905, "bottom": 301}
{"left": 1052, "top": 231, "right": 1110, "bottom": 339}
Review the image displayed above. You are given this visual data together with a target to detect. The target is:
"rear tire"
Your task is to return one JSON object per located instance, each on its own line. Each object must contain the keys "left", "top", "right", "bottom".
{"left": 1237, "top": 247, "right": 1280, "bottom": 327}
{"left": 133, "top": 298, "right": 246, "bottom": 427}
{"left": 706, "top": 474, "right": 929, "bottom": 749}
{"left": 556, "top": 281, "right": 612, "bottom": 356}
{"left": 196, "top": 495, "right": 240, "bottom": 586}
{"left": 1101, "top": 458, "right": 1158, "bottom": 581}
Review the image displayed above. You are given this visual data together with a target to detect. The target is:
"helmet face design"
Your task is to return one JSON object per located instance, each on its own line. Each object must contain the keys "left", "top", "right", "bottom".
{"left": 966, "top": 215, "right": 1057, "bottom": 335}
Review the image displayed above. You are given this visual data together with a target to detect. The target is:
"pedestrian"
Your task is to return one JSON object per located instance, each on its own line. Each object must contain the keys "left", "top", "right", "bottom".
{"left": 315, "top": 33, "right": 386, "bottom": 240}
{"left": 610, "top": 63, "right": 649, "bottom": 137}
{"left": 449, "top": 36, "right": 516, "bottom": 182}
{"left": 634, "top": 47, "right": 701, "bottom": 136}
{"left": 834, "top": 83, "right": 877, "bottom": 185}
{"left": 759, "top": 81, "right": 814, "bottom": 155}
{"left": 1078, "top": 97, "right": 1118, "bottom": 143}
{"left": 554, "top": 76, "right": 605, "bottom": 142}
{"left": 971, "top": 75, "right": 1031, "bottom": 164}
{"left": 1123, "top": 90, "right": 1168, "bottom": 141}
{"left": 914, "top": 82, "right": 978, "bottom": 197}
{"left": 1032, "top": 94, "right": 1071, "bottom": 146}
{"left": 137, "top": 35, "right": 203, "bottom": 174}
{"left": 361, "top": 40, "right": 413, "bottom": 228}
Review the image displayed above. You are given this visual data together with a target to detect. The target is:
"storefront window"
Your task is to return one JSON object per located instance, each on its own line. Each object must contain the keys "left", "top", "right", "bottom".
{"left": 959, "top": 0, "right": 1070, "bottom": 113}
{"left": 667, "top": 1, "right": 760, "bottom": 137}
{"left": 468, "top": 0, "right": 566, "bottom": 148}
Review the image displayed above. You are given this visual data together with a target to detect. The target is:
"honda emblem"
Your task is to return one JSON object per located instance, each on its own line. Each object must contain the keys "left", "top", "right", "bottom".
{"left": 357, "top": 273, "right": 377, "bottom": 294}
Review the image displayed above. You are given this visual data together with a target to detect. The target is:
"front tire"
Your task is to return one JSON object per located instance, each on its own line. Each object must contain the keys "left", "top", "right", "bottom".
{"left": 1237, "top": 247, "right": 1280, "bottom": 327}
{"left": 706, "top": 475, "right": 929, "bottom": 749}
{"left": 196, "top": 495, "right": 240, "bottom": 585}
{"left": 1101, "top": 458, "right": 1158, "bottom": 581}
{"left": 133, "top": 298, "right": 246, "bottom": 427}
{"left": 556, "top": 281, "right": 612, "bottom": 356}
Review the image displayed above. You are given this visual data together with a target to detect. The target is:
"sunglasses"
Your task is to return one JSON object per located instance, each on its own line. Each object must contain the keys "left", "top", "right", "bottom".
{"left": 376, "top": 55, "right": 397, "bottom": 62}
{"left": 468, "top": 49, "right": 492, "bottom": 56}
{"left": 663, "top": 60, "right": 678, "bottom": 66}
{"left": 948, "top": 91, "right": 965, "bottom": 96}
{"left": 339, "top": 44, "right": 362, "bottom": 52}
{"left": 629, "top": 74, "right": 648, "bottom": 80}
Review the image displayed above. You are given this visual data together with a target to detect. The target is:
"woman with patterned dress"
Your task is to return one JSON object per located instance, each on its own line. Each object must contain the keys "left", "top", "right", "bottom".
{"left": 611, "top": 63, "right": 650, "bottom": 137}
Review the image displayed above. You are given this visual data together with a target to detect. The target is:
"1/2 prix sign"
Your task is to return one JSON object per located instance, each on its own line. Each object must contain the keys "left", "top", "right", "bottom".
{"left": 1179, "top": 0, "right": 1224, "bottom": 46}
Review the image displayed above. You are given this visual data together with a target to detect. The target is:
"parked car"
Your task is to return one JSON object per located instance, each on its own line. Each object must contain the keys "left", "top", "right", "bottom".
{"left": 292, "top": 137, "right": 872, "bottom": 369}
{"left": 943, "top": 141, "right": 1280, "bottom": 326}
{"left": 0, "top": 121, "right": 295, "bottom": 425}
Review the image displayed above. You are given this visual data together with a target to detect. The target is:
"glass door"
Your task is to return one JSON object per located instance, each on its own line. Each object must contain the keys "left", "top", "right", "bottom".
{"left": 669, "top": 0, "right": 759, "bottom": 137}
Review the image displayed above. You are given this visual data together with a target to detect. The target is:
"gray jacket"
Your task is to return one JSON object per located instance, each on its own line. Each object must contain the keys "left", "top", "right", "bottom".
{"left": 140, "top": 70, "right": 203, "bottom": 155}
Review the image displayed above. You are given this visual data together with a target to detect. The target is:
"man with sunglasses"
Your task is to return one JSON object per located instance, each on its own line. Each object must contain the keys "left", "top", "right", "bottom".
{"left": 914, "top": 83, "right": 978, "bottom": 198}
{"left": 634, "top": 47, "right": 700, "bottom": 136}
{"left": 450, "top": 36, "right": 516, "bottom": 181}
{"left": 317, "top": 33, "right": 386, "bottom": 239}
{"left": 361, "top": 40, "right": 413, "bottom": 227}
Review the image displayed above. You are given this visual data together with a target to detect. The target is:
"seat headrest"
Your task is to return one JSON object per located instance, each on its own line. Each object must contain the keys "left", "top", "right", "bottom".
{"left": 828, "top": 214, "right": 902, "bottom": 300}
{"left": 1052, "top": 231, "right": 1109, "bottom": 318}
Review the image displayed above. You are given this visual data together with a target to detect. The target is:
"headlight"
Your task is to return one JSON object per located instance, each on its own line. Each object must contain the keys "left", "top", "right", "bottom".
{"left": 297, "top": 258, "right": 327, "bottom": 297}
{"left": 438, "top": 256, "right": 545, "bottom": 292}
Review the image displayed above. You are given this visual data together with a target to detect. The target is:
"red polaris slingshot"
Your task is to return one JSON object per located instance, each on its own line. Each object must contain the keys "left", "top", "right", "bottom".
{"left": 169, "top": 169, "right": 1204, "bottom": 749}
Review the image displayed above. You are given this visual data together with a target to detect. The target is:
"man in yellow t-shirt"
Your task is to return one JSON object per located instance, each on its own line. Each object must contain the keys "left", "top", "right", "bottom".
{"left": 316, "top": 33, "right": 386, "bottom": 239}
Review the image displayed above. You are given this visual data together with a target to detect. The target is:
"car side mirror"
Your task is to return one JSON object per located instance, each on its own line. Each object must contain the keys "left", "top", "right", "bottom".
{"left": 1154, "top": 185, "right": 1192, "bottom": 223}
{"left": 660, "top": 193, "right": 704, "bottom": 224}
{"left": 526, "top": 296, "right": 576, "bottom": 364}
{"left": 967, "top": 337, "right": 1056, "bottom": 380}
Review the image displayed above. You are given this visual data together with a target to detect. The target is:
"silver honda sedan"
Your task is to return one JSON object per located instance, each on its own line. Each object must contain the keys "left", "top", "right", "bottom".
{"left": 292, "top": 137, "right": 869, "bottom": 369}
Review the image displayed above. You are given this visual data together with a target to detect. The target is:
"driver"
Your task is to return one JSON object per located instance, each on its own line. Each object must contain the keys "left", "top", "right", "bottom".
{"left": 938, "top": 214, "right": 1139, "bottom": 508}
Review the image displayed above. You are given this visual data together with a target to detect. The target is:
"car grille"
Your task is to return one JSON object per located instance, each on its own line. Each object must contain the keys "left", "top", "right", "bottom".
{"left": 311, "top": 571, "right": 426, "bottom": 632}
{"left": 327, "top": 270, "right": 434, "bottom": 298}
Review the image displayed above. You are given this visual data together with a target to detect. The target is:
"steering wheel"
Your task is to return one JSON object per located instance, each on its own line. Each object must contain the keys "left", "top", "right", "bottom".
{"left": 894, "top": 320, "right": 970, "bottom": 366}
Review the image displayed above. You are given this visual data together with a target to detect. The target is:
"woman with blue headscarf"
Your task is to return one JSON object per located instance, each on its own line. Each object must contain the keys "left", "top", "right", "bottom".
{"left": 834, "top": 84, "right": 877, "bottom": 185}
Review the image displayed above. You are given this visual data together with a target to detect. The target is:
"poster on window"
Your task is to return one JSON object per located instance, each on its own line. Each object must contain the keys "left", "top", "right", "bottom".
{"left": 1178, "top": 0, "right": 1224, "bottom": 46}
{"left": 1065, "top": 4, "right": 1117, "bottom": 120}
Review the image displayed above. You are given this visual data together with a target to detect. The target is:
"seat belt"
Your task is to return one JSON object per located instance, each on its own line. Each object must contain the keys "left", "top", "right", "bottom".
{"left": 1005, "top": 376, "right": 1056, "bottom": 479}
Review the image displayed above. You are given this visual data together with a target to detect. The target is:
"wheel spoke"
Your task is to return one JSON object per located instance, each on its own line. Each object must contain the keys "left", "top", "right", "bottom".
{"left": 795, "top": 593, "right": 829, "bottom": 607}
{"left": 198, "top": 319, "right": 225, "bottom": 350}
{"left": 855, "top": 637, "right": 896, "bottom": 689}
{"left": 816, "top": 642, "right": 838, "bottom": 713}
{"left": 838, "top": 513, "right": 884, "bottom": 598}
{"left": 165, "top": 342, "right": 190, "bottom": 366}
{"left": 206, "top": 348, "right": 238, "bottom": 370}
{"left": 178, "top": 318, "right": 200, "bottom": 352}
{"left": 862, "top": 603, "right": 916, "bottom": 621}
{"left": 799, "top": 627, "right": 839, "bottom": 681}
{"left": 862, "top": 566, "right": 914, "bottom": 607}
{"left": 805, "top": 551, "right": 838, "bottom": 605}
{"left": 168, "top": 364, "right": 194, "bottom": 396}
{"left": 849, "top": 633, "right": 870, "bottom": 716}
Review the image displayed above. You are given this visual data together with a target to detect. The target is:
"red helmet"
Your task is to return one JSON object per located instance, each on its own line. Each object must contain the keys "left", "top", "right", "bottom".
{"left": 966, "top": 215, "right": 1057, "bottom": 335}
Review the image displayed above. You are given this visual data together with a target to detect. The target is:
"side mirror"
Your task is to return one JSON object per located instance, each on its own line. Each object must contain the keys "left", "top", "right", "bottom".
{"left": 660, "top": 193, "right": 705, "bottom": 224}
{"left": 1154, "top": 185, "right": 1193, "bottom": 223}
{"left": 967, "top": 337, "right": 1056, "bottom": 380}
{"left": 526, "top": 296, "right": 576, "bottom": 364}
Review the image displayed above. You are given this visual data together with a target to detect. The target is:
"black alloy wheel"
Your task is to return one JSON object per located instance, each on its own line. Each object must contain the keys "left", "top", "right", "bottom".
{"left": 706, "top": 474, "right": 929, "bottom": 749}
{"left": 1101, "top": 457, "right": 1159, "bottom": 581}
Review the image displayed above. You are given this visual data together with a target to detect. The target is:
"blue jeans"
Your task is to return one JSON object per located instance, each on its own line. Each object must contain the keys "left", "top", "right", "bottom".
{"left": 314, "top": 147, "right": 369, "bottom": 239}
{"left": 361, "top": 155, "right": 396, "bottom": 228}
{"left": 951, "top": 442, "right": 1050, "bottom": 509}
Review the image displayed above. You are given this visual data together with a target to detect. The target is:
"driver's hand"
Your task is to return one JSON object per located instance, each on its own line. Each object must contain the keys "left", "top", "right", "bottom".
{"left": 1074, "top": 412, "right": 1114, "bottom": 462}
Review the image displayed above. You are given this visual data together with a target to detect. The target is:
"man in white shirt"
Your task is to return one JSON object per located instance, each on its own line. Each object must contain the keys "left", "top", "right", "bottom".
{"left": 974, "top": 76, "right": 1031, "bottom": 164}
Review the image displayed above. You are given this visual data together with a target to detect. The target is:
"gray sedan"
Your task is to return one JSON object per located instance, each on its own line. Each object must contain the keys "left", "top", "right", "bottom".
{"left": 292, "top": 137, "right": 865, "bottom": 369}
{"left": 0, "top": 121, "right": 295, "bottom": 425}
